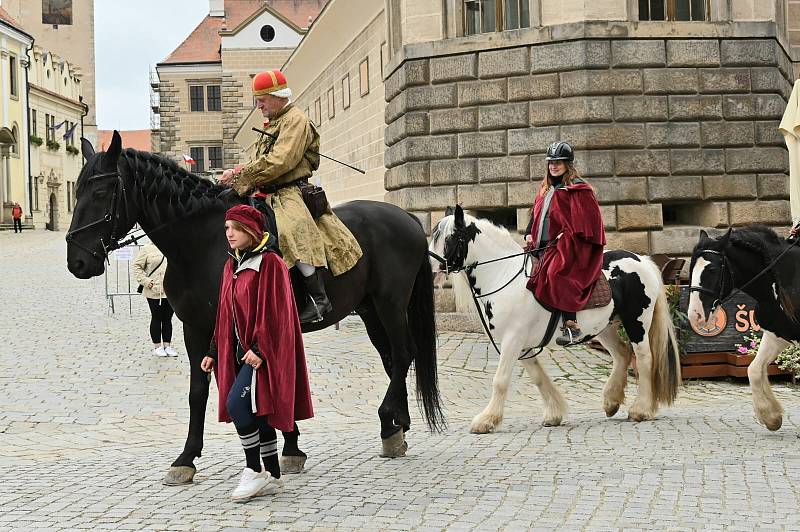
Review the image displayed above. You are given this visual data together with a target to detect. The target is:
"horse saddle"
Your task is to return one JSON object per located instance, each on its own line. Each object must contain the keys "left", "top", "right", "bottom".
{"left": 526, "top": 256, "right": 612, "bottom": 310}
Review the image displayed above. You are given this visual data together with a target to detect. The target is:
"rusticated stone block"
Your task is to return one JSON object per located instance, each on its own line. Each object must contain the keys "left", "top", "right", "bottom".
{"left": 647, "top": 123, "right": 700, "bottom": 148}
{"left": 723, "top": 94, "right": 786, "bottom": 120}
{"left": 458, "top": 131, "right": 506, "bottom": 157}
{"left": 508, "top": 73, "right": 559, "bottom": 102}
{"left": 643, "top": 68, "right": 698, "bottom": 94}
{"left": 729, "top": 200, "right": 790, "bottom": 226}
{"left": 670, "top": 149, "right": 725, "bottom": 174}
{"left": 458, "top": 79, "right": 507, "bottom": 106}
{"left": 605, "top": 231, "right": 649, "bottom": 254}
{"left": 406, "top": 85, "right": 457, "bottom": 111}
{"left": 615, "top": 149, "right": 670, "bottom": 176}
{"left": 721, "top": 39, "right": 778, "bottom": 67}
{"left": 726, "top": 147, "right": 789, "bottom": 173}
{"left": 751, "top": 67, "right": 792, "bottom": 98}
{"left": 757, "top": 174, "right": 789, "bottom": 199}
{"left": 698, "top": 68, "right": 751, "bottom": 94}
{"left": 592, "top": 177, "right": 648, "bottom": 204}
{"left": 386, "top": 135, "right": 457, "bottom": 167}
{"left": 530, "top": 96, "right": 613, "bottom": 126}
{"left": 617, "top": 204, "right": 663, "bottom": 230}
{"left": 561, "top": 124, "right": 646, "bottom": 150}
{"left": 429, "top": 108, "right": 477, "bottom": 135}
{"left": 385, "top": 185, "right": 456, "bottom": 211}
{"left": 666, "top": 40, "right": 720, "bottom": 67}
{"left": 669, "top": 95, "right": 723, "bottom": 121}
{"left": 385, "top": 93, "right": 406, "bottom": 124}
{"left": 600, "top": 205, "right": 616, "bottom": 230}
{"left": 479, "top": 103, "right": 529, "bottom": 131}
{"left": 517, "top": 207, "right": 533, "bottom": 232}
{"left": 384, "top": 162, "right": 430, "bottom": 190}
{"left": 530, "top": 40, "right": 610, "bottom": 73}
{"left": 430, "top": 54, "right": 477, "bottom": 84}
{"left": 508, "top": 126, "right": 559, "bottom": 155}
{"left": 409, "top": 211, "right": 432, "bottom": 234}
{"left": 573, "top": 150, "right": 615, "bottom": 177}
{"left": 703, "top": 174, "right": 757, "bottom": 199}
{"left": 754, "top": 121, "right": 783, "bottom": 146}
{"left": 478, "top": 156, "right": 530, "bottom": 183}
{"left": 384, "top": 59, "right": 429, "bottom": 101}
{"left": 508, "top": 182, "right": 537, "bottom": 207}
{"left": 652, "top": 223, "right": 725, "bottom": 255}
{"left": 434, "top": 283, "right": 456, "bottom": 311}
{"left": 647, "top": 175, "right": 703, "bottom": 201}
{"left": 385, "top": 112, "right": 429, "bottom": 145}
{"left": 560, "top": 70, "right": 642, "bottom": 97}
{"left": 479, "top": 47, "right": 530, "bottom": 78}
{"left": 614, "top": 96, "right": 668, "bottom": 122}
{"left": 700, "top": 121, "right": 754, "bottom": 147}
{"left": 430, "top": 159, "right": 478, "bottom": 185}
{"left": 457, "top": 183, "right": 508, "bottom": 208}
{"left": 612, "top": 40, "right": 665, "bottom": 67}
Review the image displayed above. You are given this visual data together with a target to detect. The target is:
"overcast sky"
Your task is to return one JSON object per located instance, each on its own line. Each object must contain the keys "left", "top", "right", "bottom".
{"left": 95, "top": 0, "right": 209, "bottom": 130}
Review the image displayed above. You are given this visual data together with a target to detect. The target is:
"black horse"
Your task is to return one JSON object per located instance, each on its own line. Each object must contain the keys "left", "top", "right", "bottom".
{"left": 688, "top": 226, "right": 800, "bottom": 432}
{"left": 66, "top": 131, "right": 443, "bottom": 485}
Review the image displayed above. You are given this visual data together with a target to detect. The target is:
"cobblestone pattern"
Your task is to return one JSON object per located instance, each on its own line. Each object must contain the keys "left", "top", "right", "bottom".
{"left": 384, "top": 38, "right": 795, "bottom": 257}
{"left": 1, "top": 231, "right": 799, "bottom": 530}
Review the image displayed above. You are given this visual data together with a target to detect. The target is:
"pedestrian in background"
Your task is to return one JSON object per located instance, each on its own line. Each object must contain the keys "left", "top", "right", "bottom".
{"left": 11, "top": 202, "right": 23, "bottom": 233}
{"left": 132, "top": 242, "right": 177, "bottom": 357}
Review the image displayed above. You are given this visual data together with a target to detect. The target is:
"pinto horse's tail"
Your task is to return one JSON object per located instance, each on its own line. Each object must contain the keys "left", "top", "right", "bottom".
{"left": 409, "top": 250, "right": 446, "bottom": 432}
{"left": 645, "top": 259, "right": 682, "bottom": 406}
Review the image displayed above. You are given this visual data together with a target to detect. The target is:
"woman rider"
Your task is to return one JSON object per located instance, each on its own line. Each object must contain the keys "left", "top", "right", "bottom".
{"left": 525, "top": 141, "right": 606, "bottom": 346}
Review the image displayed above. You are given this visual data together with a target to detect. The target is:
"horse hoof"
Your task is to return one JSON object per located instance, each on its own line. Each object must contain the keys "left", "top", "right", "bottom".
{"left": 469, "top": 417, "right": 497, "bottom": 434}
{"left": 605, "top": 404, "right": 620, "bottom": 417}
{"left": 627, "top": 411, "right": 653, "bottom": 422}
{"left": 280, "top": 455, "right": 306, "bottom": 474}
{"left": 379, "top": 430, "right": 407, "bottom": 458}
{"left": 764, "top": 416, "right": 782, "bottom": 431}
{"left": 162, "top": 466, "right": 195, "bottom": 486}
{"left": 542, "top": 417, "right": 562, "bottom": 427}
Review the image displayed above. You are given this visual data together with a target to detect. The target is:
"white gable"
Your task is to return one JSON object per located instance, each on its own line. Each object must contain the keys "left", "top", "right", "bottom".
{"left": 221, "top": 10, "right": 303, "bottom": 49}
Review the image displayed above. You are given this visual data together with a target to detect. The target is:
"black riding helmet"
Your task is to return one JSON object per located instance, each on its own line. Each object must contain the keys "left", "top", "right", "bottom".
{"left": 545, "top": 141, "right": 574, "bottom": 162}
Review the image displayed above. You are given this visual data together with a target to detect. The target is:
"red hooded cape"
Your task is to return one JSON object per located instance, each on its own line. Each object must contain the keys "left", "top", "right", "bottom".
{"left": 526, "top": 181, "right": 606, "bottom": 312}
{"left": 213, "top": 250, "right": 313, "bottom": 431}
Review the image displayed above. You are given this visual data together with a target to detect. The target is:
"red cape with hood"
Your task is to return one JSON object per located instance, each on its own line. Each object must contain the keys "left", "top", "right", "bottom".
{"left": 526, "top": 181, "right": 606, "bottom": 312}
{"left": 213, "top": 248, "right": 313, "bottom": 431}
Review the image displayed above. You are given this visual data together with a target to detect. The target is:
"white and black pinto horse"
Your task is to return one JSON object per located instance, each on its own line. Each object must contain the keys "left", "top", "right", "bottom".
{"left": 688, "top": 226, "right": 800, "bottom": 432}
{"left": 429, "top": 206, "right": 681, "bottom": 433}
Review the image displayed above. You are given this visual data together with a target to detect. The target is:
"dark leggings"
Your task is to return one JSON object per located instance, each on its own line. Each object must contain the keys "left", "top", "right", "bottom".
{"left": 226, "top": 364, "right": 275, "bottom": 438}
{"left": 146, "top": 298, "right": 174, "bottom": 343}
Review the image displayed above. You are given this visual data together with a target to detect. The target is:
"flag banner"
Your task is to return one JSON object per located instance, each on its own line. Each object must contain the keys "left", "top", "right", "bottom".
{"left": 63, "top": 123, "right": 78, "bottom": 141}
{"left": 49, "top": 120, "right": 67, "bottom": 131}
{"left": 182, "top": 154, "right": 196, "bottom": 164}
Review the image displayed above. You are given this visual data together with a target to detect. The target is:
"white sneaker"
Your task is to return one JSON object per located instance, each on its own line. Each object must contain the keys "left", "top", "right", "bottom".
{"left": 163, "top": 346, "right": 178, "bottom": 357}
{"left": 231, "top": 467, "right": 270, "bottom": 501}
{"left": 152, "top": 346, "right": 168, "bottom": 357}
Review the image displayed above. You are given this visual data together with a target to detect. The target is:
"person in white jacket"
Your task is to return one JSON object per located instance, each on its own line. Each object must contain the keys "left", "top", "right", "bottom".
{"left": 132, "top": 243, "right": 178, "bottom": 357}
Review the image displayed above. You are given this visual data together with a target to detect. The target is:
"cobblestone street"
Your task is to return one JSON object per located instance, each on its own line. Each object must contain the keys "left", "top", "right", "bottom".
{"left": 1, "top": 230, "right": 799, "bottom": 531}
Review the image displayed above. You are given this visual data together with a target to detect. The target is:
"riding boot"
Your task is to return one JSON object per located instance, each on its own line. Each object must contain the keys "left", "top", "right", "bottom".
{"left": 556, "top": 320, "right": 582, "bottom": 347}
{"left": 298, "top": 270, "right": 333, "bottom": 323}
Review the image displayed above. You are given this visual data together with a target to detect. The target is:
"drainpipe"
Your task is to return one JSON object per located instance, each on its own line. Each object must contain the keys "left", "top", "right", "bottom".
{"left": 24, "top": 36, "right": 34, "bottom": 218}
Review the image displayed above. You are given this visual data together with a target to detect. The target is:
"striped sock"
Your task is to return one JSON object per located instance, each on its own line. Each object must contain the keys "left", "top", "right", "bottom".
{"left": 259, "top": 427, "right": 281, "bottom": 479}
{"left": 237, "top": 427, "right": 262, "bottom": 472}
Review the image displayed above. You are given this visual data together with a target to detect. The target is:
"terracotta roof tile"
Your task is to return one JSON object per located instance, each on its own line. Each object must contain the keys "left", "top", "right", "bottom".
{"left": 98, "top": 130, "right": 152, "bottom": 153}
{"left": 0, "top": 7, "right": 25, "bottom": 32}
{"left": 161, "top": 1, "right": 328, "bottom": 65}
{"left": 161, "top": 16, "right": 224, "bottom": 65}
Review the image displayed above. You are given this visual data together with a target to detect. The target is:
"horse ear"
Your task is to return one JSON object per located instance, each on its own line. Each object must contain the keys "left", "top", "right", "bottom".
{"left": 445, "top": 206, "right": 454, "bottom": 217}
{"left": 699, "top": 229, "right": 710, "bottom": 241}
{"left": 101, "top": 130, "right": 122, "bottom": 171}
{"left": 719, "top": 227, "right": 732, "bottom": 246}
{"left": 454, "top": 205, "right": 464, "bottom": 227}
{"left": 80, "top": 137, "right": 95, "bottom": 160}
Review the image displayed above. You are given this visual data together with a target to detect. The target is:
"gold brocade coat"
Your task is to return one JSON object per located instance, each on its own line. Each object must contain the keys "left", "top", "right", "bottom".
{"left": 232, "top": 104, "right": 362, "bottom": 276}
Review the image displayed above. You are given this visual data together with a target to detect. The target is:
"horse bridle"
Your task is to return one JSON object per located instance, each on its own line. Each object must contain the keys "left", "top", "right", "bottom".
{"left": 689, "top": 249, "right": 731, "bottom": 314}
{"left": 65, "top": 170, "right": 129, "bottom": 261}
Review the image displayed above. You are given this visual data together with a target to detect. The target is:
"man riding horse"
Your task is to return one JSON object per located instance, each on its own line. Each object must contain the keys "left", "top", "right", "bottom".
{"left": 220, "top": 69, "right": 362, "bottom": 323}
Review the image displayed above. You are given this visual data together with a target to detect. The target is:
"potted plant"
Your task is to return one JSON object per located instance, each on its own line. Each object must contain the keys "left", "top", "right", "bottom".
{"left": 29, "top": 134, "right": 43, "bottom": 147}
{"left": 66, "top": 145, "right": 79, "bottom": 156}
{"left": 777, "top": 345, "right": 800, "bottom": 385}
{"left": 46, "top": 140, "right": 60, "bottom": 151}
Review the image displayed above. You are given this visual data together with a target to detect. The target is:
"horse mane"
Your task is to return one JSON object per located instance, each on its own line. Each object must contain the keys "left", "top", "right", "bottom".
{"left": 119, "top": 149, "right": 235, "bottom": 221}
{"left": 730, "top": 225, "right": 797, "bottom": 320}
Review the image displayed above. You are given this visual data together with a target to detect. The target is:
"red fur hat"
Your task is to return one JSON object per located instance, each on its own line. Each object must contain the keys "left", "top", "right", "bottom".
{"left": 225, "top": 205, "right": 265, "bottom": 239}
{"left": 252, "top": 69, "right": 288, "bottom": 96}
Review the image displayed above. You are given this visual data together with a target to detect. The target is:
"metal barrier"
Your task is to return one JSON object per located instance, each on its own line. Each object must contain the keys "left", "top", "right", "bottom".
{"left": 104, "top": 240, "right": 144, "bottom": 314}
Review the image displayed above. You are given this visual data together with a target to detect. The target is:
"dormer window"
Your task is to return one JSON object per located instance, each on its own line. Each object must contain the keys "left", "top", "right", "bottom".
{"left": 260, "top": 25, "right": 276, "bottom": 42}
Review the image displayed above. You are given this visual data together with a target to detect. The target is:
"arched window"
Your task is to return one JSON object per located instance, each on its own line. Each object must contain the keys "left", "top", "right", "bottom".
{"left": 11, "top": 124, "right": 18, "bottom": 155}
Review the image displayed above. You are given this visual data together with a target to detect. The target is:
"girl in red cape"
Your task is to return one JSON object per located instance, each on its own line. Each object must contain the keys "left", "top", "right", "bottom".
{"left": 525, "top": 141, "right": 606, "bottom": 346}
{"left": 201, "top": 204, "right": 313, "bottom": 501}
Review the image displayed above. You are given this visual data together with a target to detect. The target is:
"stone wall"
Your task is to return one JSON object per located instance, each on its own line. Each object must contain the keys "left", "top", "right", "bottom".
{"left": 384, "top": 37, "right": 796, "bottom": 260}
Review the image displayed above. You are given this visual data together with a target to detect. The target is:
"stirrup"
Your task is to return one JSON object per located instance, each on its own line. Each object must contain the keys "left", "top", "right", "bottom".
{"left": 556, "top": 324, "right": 582, "bottom": 347}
